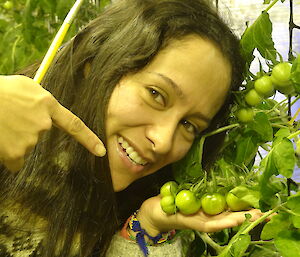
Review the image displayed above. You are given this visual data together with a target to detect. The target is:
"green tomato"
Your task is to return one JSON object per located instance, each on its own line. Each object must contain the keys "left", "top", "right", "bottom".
{"left": 160, "top": 181, "right": 178, "bottom": 197}
{"left": 236, "top": 108, "right": 254, "bottom": 123}
{"left": 271, "top": 62, "right": 292, "bottom": 87}
{"left": 245, "top": 89, "right": 262, "bottom": 106}
{"left": 201, "top": 193, "right": 226, "bottom": 215}
{"left": 226, "top": 192, "right": 251, "bottom": 211}
{"left": 160, "top": 195, "right": 177, "bottom": 215}
{"left": 254, "top": 75, "right": 274, "bottom": 97}
{"left": 175, "top": 190, "right": 201, "bottom": 215}
{"left": 3, "top": 1, "right": 13, "bottom": 10}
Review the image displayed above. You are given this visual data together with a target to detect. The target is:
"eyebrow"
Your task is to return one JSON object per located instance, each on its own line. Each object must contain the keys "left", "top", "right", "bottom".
{"left": 148, "top": 71, "right": 212, "bottom": 123}
{"left": 148, "top": 72, "right": 185, "bottom": 99}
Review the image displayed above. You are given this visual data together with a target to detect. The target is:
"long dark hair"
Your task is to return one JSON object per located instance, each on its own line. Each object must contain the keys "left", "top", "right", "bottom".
{"left": 0, "top": 0, "right": 244, "bottom": 256}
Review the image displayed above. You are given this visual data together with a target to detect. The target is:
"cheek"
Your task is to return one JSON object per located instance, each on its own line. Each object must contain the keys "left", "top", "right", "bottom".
{"left": 169, "top": 139, "right": 193, "bottom": 163}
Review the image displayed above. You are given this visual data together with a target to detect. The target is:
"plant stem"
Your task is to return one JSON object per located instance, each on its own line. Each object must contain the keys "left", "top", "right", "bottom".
{"left": 198, "top": 124, "right": 240, "bottom": 169}
{"left": 264, "top": 0, "right": 280, "bottom": 13}
{"left": 217, "top": 206, "right": 280, "bottom": 256}
{"left": 272, "top": 124, "right": 289, "bottom": 129}
{"left": 249, "top": 240, "right": 274, "bottom": 245}
{"left": 205, "top": 124, "right": 240, "bottom": 138}
{"left": 287, "top": 129, "right": 300, "bottom": 140}
{"left": 196, "top": 231, "right": 223, "bottom": 254}
{"left": 280, "top": 205, "right": 300, "bottom": 216}
{"left": 242, "top": 206, "right": 280, "bottom": 235}
{"left": 289, "top": 107, "right": 300, "bottom": 125}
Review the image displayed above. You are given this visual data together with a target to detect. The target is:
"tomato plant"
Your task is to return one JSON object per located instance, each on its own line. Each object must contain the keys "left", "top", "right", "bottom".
{"left": 175, "top": 190, "right": 201, "bottom": 215}
{"left": 172, "top": 2, "right": 300, "bottom": 255}
{"left": 160, "top": 181, "right": 178, "bottom": 197}
{"left": 0, "top": 0, "right": 111, "bottom": 74}
{"left": 200, "top": 193, "right": 226, "bottom": 215}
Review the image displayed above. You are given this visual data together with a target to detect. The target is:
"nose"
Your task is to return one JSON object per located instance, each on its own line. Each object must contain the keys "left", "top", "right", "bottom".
{"left": 145, "top": 120, "right": 177, "bottom": 155}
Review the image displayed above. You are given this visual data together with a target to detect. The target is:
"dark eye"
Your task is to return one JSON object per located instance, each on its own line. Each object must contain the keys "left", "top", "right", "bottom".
{"left": 148, "top": 88, "right": 165, "bottom": 106}
{"left": 180, "top": 119, "right": 199, "bottom": 136}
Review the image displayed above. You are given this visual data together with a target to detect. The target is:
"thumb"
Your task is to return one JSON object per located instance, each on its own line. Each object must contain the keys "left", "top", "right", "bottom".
{"left": 50, "top": 99, "right": 106, "bottom": 157}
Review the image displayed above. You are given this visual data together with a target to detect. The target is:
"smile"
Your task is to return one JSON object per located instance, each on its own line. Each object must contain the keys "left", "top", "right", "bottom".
{"left": 117, "top": 136, "right": 148, "bottom": 166}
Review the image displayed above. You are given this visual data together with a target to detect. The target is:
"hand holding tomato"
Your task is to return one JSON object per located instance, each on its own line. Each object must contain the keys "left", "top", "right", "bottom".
{"left": 0, "top": 75, "right": 106, "bottom": 172}
{"left": 136, "top": 195, "right": 264, "bottom": 236}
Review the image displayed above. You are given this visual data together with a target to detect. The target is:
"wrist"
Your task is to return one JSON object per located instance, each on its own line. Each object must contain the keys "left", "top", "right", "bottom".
{"left": 136, "top": 211, "right": 161, "bottom": 237}
{"left": 121, "top": 211, "right": 176, "bottom": 245}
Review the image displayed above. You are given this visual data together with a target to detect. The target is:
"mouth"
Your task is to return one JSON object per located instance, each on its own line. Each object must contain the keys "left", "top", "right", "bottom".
{"left": 117, "top": 136, "right": 149, "bottom": 166}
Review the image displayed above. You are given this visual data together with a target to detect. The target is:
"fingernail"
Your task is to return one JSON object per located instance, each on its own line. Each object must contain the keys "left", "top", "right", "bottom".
{"left": 95, "top": 144, "right": 106, "bottom": 156}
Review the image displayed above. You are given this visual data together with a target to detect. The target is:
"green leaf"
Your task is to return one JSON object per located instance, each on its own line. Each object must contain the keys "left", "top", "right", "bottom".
{"left": 287, "top": 192, "right": 300, "bottom": 214}
{"left": 272, "top": 138, "right": 296, "bottom": 178}
{"left": 275, "top": 230, "right": 300, "bottom": 257}
{"left": 235, "top": 131, "right": 259, "bottom": 165}
{"left": 248, "top": 244, "right": 280, "bottom": 257}
{"left": 230, "top": 186, "right": 260, "bottom": 209}
{"left": 291, "top": 54, "right": 300, "bottom": 94}
{"left": 231, "top": 234, "right": 251, "bottom": 257}
{"left": 173, "top": 140, "right": 203, "bottom": 182}
{"left": 259, "top": 153, "right": 285, "bottom": 204}
{"left": 291, "top": 216, "right": 300, "bottom": 229}
{"left": 274, "top": 128, "right": 290, "bottom": 139}
{"left": 261, "top": 212, "right": 291, "bottom": 240}
{"left": 240, "top": 12, "right": 277, "bottom": 64}
{"left": 248, "top": 112, "right": 273, "bottom": 142}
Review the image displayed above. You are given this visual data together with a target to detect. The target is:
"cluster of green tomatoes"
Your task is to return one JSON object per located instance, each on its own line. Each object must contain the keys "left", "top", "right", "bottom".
{"left": 236, "top": 62, "right": 294, "bottom": 123}
{"left": 160, "top": 181, "right": 251, "bottom": 216}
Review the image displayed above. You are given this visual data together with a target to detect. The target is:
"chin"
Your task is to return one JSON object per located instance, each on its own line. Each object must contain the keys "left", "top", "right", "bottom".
{"left": 112, "top": 177, "right": 135, "bottom": 192}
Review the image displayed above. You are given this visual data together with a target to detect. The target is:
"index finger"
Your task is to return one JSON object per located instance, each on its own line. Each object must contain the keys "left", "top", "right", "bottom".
{"left": 50, "top": 99, "right": 106, "bottom": 157}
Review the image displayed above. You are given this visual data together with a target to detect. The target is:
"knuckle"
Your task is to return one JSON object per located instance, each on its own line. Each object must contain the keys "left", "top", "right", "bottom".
{"left": 39, "top": 90, "right": 57, "bottom": 108}
{"left": 69, "top": 116, "right": 85, "bottom": 135}
{"left": 40, "top": 118, "right": 52, "bottom": 131}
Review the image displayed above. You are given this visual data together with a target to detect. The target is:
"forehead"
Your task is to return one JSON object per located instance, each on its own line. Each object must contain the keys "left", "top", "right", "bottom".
{"left": 140, "top": 35, "right": 232, "bottom": 117}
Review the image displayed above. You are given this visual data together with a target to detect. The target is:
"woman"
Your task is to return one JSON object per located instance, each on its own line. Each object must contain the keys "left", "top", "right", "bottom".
{"left": 0, "top": 0, "right": 262, "bottom": 256}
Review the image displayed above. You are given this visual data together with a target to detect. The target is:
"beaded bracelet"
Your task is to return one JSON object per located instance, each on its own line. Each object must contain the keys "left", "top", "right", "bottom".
{"left": 121, "top": 211, "right": 176, "bottom": 256}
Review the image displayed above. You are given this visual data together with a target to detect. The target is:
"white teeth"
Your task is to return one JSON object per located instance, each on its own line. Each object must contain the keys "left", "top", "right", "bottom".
{"left": 129, "top": 152, "right": 139, "bottom": 160}
{"left": 126, "top": 147, "right": 134, "bottom": 155}
{"left": 118, "top": 137, "right": 124, "bottom": 144}
{"left": 121, "top": 141, "right": 129, "bottom": 148}
{"left": 118, "top": 136, "right": 148, "bottom": 165}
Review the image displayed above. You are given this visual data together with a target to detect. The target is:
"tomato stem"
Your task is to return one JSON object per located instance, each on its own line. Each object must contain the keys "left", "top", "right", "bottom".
{"left": 196, "top": 231, "right": 224, "bottom": 253}
{"left": 264, "top": 0, "right": 280, "bottom": 13}
{"left": 198, "top": 124, "right": 240, "bottom": 170}
{"left": 217, "top": 205, "right": 280, "bottom": 257}
{"left": 249, "top": 240, "right": 274, "bottom": 245}
{"left": 287, "top": 129, "right": 300, "bottom": 140}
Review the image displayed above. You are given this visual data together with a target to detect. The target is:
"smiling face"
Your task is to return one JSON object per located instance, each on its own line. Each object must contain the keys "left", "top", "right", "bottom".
{"left": 105, "top": 35, "right": 232, "bottom": 191}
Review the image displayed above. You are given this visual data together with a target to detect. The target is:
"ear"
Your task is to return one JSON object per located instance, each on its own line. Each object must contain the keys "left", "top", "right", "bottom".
{"left": 83, "top": 62, "right": 92, "bottom": 78}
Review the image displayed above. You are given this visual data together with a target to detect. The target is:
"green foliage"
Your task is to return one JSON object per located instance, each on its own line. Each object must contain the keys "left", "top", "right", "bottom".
{"left": 240, "top": 11, "right": 277, "bottom": 64}
{"left": 171, "top": 1, "right": 300, "bottom": 256}
{"left": 274, "top": 230, "right": 300, "bottom": 257}
{"left": 0, "top": 0, "right": 111, "bottom": 74}
{"left": 261, "top": 212, "right": 291, "bottom": 240}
